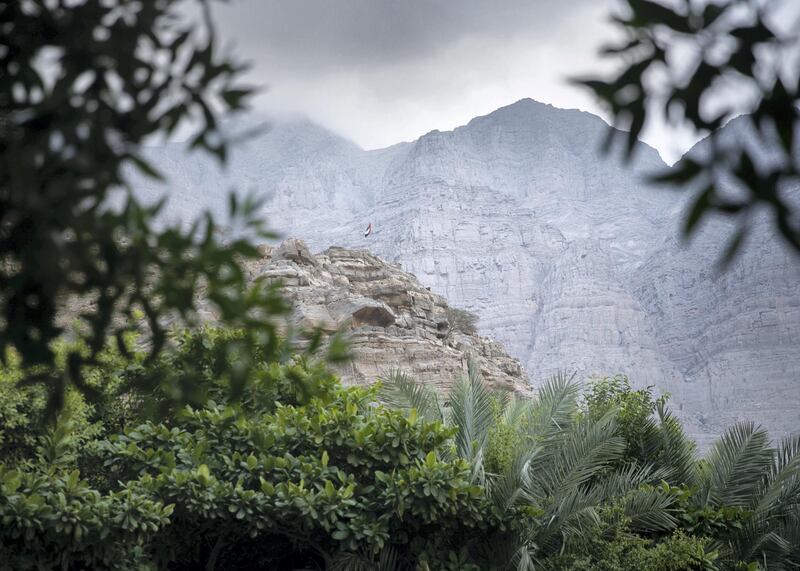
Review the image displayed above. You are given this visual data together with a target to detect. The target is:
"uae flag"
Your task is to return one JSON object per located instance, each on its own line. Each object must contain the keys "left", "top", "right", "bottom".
{"left": 364, "top": 223, "right": 372, "bottom": 237}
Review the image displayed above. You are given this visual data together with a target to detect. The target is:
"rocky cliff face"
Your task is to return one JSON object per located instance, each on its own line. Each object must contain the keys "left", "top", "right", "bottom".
{"left": 245, "top": 238, "right": 530, "bottom": 396}
{"left": 134, "top": 100, "right": 800, "bottom": 447}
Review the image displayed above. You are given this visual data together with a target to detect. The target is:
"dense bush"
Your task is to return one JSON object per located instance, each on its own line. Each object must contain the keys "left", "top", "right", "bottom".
{"left": 0, "top": 465, "right": 172, "bottom": 570}
{"left": 1, "top": 330, "right": 799, "bottom": 570}
{"left": 0, "top": 339, "right": 141, "bottom": 469}
{"left": 544, "top": 506, "right": 718, "bottom": 571}
{"left": 581, "top": 375, "right": 697, "bottom": 479}
{"left": 95, "top": 385, "right": 496, "bottom": 569}
{"left": 0, "top": 331, "right": 501, "bottom": 570}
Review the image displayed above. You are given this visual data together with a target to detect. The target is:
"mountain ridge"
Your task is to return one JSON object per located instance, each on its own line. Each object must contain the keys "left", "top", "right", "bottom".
{"left": 132, "top": 99, "right": 800, "bottom": 448}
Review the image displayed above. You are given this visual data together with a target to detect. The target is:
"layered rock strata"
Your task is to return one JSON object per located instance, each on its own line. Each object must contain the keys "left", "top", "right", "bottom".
{"left": 247, "top": 239, "right": 530, "bottom": 396}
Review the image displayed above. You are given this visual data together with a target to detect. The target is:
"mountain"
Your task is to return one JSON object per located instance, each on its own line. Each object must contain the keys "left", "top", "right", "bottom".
{"left": 134, "top": 99, "right": 800, "bottom": 448}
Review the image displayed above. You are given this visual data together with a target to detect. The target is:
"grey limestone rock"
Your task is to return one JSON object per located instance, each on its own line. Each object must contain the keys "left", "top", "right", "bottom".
{"left": 243, "top": 240, "right": 530, "bottom": 397}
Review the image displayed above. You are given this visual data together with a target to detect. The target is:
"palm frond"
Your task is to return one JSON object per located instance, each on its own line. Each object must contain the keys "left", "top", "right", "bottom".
{"left": 653, "top": 400, "right": 698, "bottom": 486}
{"left": 725, "top": 518, "right": 793, "bottom": 570}
{"left": 775, "top": 433, "right": 800, "bottom": 475}
{"left": 703, "top": 422, "right": 773, "bottom": 508}
{"left": 592, "top": 463, "right": 667, "bottom": 502}
{"left": 781, "top": 516, "right": 800, "bottom": 568}
{"left": 521, "top": 412, "right": 624, "bottom": 557}
{"left": 627, "top": 414, "right": 661, "bottom": 462}
{"left": 622, "top": 486, "right": 679, "bottom": 533}
{"left": 328, "top": 547, "right": 401, "bottom": 571}
{"left": 503, "top": 395, "right": 533, "bottom": 428}
{"left": 532, "top": 487, "right": 601, "bottom": 555}
{"left": 488, "top": 443, "right": 542, "bottom": 514}
{"left": 530, "top": 411, "right": 625, "bottom": 498}
{"left": 527, "top": 372, "right": 579, "bottom": 440}
{"left": 449, "top": 358, "right": 495, "bottom": 481}
{"left": 376, "top": 546, "right": 401, "bottom": 571}
{"left": 756, "top": 434, "right": 800, "bottom": 520}
{"left": 509, "top": 541, "right": 539, "bottom": 571}
{"left": 378, "top": 369, "right": 444, "bottom": 423}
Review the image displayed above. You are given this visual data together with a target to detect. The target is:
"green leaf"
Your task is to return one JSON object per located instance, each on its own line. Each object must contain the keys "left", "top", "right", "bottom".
{"left": 197, "top": 464, "right": 212, "bottom": 485}
{"left": 628, "top": 0, "right": 691, "bottom": 33}
{"left": 2, "top": 471, "right": 21, "bottom": 493}
{"left": 260, "top": 478, "right": 275, "bottom": 495}
{"left": 648, "top": 159, "right": 704, "bottom": 186}
{"left": 425, "top": 450, "right": 436, "bottom": 469}
{"left": 128, "top": 154, "right": 164, "bottom": 181}
{"left": 682, "top": 185, "right": 713, "bottom": 238}
{"left": 716, "top": 227, "right": 746, "bottom": 272}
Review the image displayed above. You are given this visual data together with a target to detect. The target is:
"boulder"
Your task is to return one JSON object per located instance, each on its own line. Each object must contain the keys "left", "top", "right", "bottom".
{"left": 272, "top": 238, "right": 316, "bottom": 266}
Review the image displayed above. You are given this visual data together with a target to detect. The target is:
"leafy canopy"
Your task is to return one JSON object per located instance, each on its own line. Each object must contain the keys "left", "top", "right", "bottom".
{"left": 0, "top": 330, "right": 498, "bottom": 571}
{"left": 2, "top": 332, "right": 800, "bottom": 569}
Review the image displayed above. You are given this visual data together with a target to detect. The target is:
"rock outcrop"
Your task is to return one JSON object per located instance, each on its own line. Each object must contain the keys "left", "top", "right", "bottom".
{"left": 247, "top": 239, "right": 530, "bottom": 396}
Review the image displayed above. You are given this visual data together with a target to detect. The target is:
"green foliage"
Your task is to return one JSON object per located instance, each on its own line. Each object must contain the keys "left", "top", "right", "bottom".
{"left": 91, "top": 384, "right": 494, "bottom": 569}
{"left": 382, "top": 367, "right": 800, "bottom": 570}
{"left": 545, "top": 506, "right": 718, "bottom": 571}
{"left": 0, "top": 340, "right": 140, "bottom": 468}
{"left": 449, "top": 359, "right": 494, "bottom": 481}
{"left": 486, "top": 416, "right": 525, "bottom": 476}
{"left": 0, "top": 0, "right": 296, "bottom": 416}
{"left": 2, "top": 334, "right": 799, "bottom": 570}
{"left": 583, "top": 375, "right": 663, "bottom": 462}
{"left": 577, "top": 0, "right": 800, "bottom": 262}
{"left": 446, "top": 307, "right": 479, "bottom": 336}
{"left": 581, "top": 375, "right": 698, "bottom": 485}
{"left": 0, "top": 464, "right": 173, "bottom": 571}
{"left": 137, "top": 326, "right": 342, "bottom": 416}
{"left": 379, "top": 369, "right": 445, "bottom": 424}
{"left": 0, "top": 330, "right": 500, "bottom": 570}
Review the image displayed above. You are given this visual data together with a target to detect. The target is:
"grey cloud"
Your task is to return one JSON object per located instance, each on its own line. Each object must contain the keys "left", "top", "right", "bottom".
{"left": 205, "top": 0, "right": 701, "bottom": 160}
{"left": 214, "top": 0, "right": 603, "bottom": 71}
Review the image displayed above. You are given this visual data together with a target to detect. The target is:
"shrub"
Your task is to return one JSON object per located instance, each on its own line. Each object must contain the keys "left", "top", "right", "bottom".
{"left": 0, "top": 329, "right": 500, "bottom": 570}
{"left": 446, "top": 307, "right": 479, "bottom": 336}
{"left": 0, "top": 340, "right": 140, "bottom": 469}
{"left": 93, "top": 380, "right": 495, "bottom": 569}
{"left": 0, "top": 464, "right": 172, "bottom": 571}
{"left": 545, "top": 506, "right": 718, "bottom": 571}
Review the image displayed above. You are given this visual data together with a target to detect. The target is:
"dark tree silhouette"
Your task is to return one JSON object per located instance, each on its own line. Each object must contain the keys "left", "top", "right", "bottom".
{"left": 577, "top": 0, "right": 800, "bottom": 264}
{"left": 0, "top": 0, "right": 295, "bottom": 413}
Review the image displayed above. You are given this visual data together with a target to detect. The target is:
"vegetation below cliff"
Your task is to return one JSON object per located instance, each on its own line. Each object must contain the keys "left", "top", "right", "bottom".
{"left": 1, "top": 328, "right": 797, "bottom": 570}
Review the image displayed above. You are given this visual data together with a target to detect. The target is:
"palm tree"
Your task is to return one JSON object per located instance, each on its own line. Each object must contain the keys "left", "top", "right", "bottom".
{"left": 379, "top": 362, "right": 679, "bottom": 568}
{"left": 695, "top": 424, "right": 800, "bottom": 570}
{"left": 380, "top": 363, "right": 800, "bottom": 570}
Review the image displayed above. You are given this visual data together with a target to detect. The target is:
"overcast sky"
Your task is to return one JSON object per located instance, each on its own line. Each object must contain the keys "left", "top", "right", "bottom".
{"left": 209, "top": 0, "right": 731, "bottom": 164}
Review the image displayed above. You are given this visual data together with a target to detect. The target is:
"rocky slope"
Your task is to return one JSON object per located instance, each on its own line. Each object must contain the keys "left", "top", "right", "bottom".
{"left": 133, "top": 99, "right": 800, "bottom": 447}
{"left": 246, "top": 238, "right": 530, "bottom": 396}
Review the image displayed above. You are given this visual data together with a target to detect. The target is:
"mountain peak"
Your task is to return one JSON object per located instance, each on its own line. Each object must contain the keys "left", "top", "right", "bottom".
{"left": 461, "top": 97, "right": 599, "bottom": 133}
